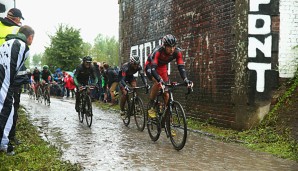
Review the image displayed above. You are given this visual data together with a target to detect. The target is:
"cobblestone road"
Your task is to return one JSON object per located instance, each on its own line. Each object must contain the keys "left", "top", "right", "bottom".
{"left": 21, "top": 94, "right": 298, "bottom": 171}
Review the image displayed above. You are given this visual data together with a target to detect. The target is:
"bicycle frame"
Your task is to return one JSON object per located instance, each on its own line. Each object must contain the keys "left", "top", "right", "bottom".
{"left": 122, "top": 85, "right": 148, "bottom": 131}
{"left": 78, "top": 85, "right": 94, "bottom": 127}
{"left": 147, "top": 82, "right": 192, "bottom": 150}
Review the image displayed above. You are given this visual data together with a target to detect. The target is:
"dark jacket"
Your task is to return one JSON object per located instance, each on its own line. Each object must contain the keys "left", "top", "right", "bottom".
{"left": 12, "top": 65, "right": 30, "bottom": 87}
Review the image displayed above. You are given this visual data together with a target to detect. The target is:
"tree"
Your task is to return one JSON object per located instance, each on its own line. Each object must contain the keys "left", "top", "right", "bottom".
{"left": 32, "top": 53, "right": 43, "bottom": 68}
{"left": 92, "top": 34, "right": 119, "bottom": 66}
{"left": 43, "top": 24, "right": 84, "bottom": 71}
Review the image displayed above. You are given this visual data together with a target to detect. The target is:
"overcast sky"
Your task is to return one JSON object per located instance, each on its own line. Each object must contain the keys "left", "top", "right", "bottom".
{"left": 16, "top": 0, "right": 119, "bottom": 55}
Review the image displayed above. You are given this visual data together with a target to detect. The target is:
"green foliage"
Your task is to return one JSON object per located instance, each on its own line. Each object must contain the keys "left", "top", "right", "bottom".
{"left": 0, "top": 109, "right": 82, "bottom": 170}
{"left": 31, "top": 53, "right": 43, "bottom": 69}
{"left": 91, "top": 34, "right": 119, "bottom": 66}
{"left": 43, "top": 24, "right": 84, "bottom": 71}
{"left": 40, "top": 25, "right": 119, "bottom": 72}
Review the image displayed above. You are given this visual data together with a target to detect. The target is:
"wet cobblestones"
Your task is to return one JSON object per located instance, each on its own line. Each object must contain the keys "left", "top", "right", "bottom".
{"left": 21, "top": 95, "right": 298, "bottom": 171}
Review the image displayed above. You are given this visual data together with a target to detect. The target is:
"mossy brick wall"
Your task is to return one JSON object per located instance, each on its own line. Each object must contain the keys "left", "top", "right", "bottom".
{"left": 118, "top": 0, "right": 282, "bottom": 129}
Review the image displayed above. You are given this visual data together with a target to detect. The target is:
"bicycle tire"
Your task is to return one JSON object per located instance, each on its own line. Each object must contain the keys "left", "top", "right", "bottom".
{"left": 133, "top": 96, "right": 146, "bottom": 131}
{"left": 28, "top": 86, "right": 34, "bottom": 99}
{"left": 122, "top": 98, "right": 130, "bottom": 126}
{"left": 44, "top": 90, "right": 50, "bottom": 106}
{"left": 78, "top": 97, "right": 84, "bottom": 123}
{"left": 166, "top": 101, "right": 187, "bottom": 151}
{"left": 147, "top": 102, "right": 161, "bottom": 141}
{"left": 85, "top": 95, "right": 93, "bottom": 127}
{"left": 38, "top": 87, "right": 43, "bottom": 103}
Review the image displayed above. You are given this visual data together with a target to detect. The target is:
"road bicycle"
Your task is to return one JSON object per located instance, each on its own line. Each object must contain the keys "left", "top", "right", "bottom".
{"left": 122, "top": 85, "right": 148, "bottom": 131}
{"left": 77, "top": 85, "right": 94, "bottom": 127}
{"left": 37, "top": 84, "right": 43, "bottom": 103}
{"left": 147, "top": 82, "right": 192, "bottom": 150}
{"left": 41, "top": 83, "right": 51, "bottom": 106}
{"left": 27, "top": 84, "right": 35, "bottom": 100}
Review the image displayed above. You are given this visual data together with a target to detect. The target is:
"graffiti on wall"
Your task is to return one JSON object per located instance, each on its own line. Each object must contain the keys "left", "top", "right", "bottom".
{"left": 248, "top": 0, "right": 272, "bottom": 92}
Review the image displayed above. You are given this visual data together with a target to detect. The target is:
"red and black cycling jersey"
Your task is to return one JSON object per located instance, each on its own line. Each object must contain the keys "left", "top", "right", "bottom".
{"left": 119, "top": 62, "right": 147, "bottom": 87}
{"left": 32, "top": 70, "right": 40, "bottom": 82}
{"left": 74, "top": 64, "right": 98, "bottom": 86}
{"left": 145, "top": 45, "right": 187, "bottom": 82}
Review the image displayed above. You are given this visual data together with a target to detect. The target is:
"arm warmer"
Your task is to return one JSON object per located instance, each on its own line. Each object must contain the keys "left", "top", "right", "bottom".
{"left": 178, "top": 65, "right": 187, "bottom": 80}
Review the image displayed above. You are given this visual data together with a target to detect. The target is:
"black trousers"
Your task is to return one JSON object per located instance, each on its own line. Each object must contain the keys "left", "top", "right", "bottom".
{"left": 8, "top": 86, "right": 21, "bottom": 140}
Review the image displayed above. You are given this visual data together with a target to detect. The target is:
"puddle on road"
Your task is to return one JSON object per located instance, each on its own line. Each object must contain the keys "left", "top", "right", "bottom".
{"left": 21, "top": 94, "right": 298, "bottom": 171}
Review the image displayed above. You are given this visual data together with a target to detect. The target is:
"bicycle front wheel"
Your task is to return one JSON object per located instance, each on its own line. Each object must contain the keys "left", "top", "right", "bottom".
{"left": 38, "top": 87, "right": 43, "bottom": 103}
{"left": 85, "top": 95, "right": 93, "bottom": 127}
{"left": 44, "top": 90, "right": 50, "bottom": 106}
{"left": 78, "top": 99, "right": 84, "bottom": 123}
{"left": 133, "top": 97, "right": 146, "bottom": 131}
{"left": 122, "top": 99, "right": 130, "bottom": 126}
{"left": 28, "top": 87, "right": 34, "bottom": 99}
{"left": 166, "top": 101, "right": 187, "bottom": 151}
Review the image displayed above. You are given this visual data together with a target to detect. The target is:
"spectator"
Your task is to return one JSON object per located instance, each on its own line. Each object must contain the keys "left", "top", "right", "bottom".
{"left": 64, "top": 72, "right": 76, "bottom": 98}
{"left": 0, "top": 25, "right": 35, "bottom": 155}
{"left": 103, "top": 63, "right": 119, "bottom": 106}
{"left": 0, "top": 8, "right": 27, "bottom": 147}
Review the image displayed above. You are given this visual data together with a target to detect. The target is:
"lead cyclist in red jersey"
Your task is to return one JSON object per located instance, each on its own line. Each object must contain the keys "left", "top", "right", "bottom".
{"left": 144, "top": 34, "right": 193, "bottom": 118}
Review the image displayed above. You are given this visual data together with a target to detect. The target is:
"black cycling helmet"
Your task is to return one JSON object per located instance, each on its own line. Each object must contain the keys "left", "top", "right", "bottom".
{"left": 162, "top": 34, "right": 177, "bottom": 47}
{"left": 130, "top": 55, "right": 140, "bottom": 65}
{"left": 43, "top": 65, "right": 49, "bottom": 70}
{"left": 83, "top": 56, "right": 92, "bottom": 63}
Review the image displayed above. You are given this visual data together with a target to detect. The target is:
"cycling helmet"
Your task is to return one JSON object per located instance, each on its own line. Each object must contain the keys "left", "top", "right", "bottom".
{"left": 83, "top": 56, "right": 92, "bottom": 63}
{"left": 130, "top": 55, "right": 140, "bottom": 65}
{"left": 162, "top": 34, "right": 177, "bottom": 47}
{"left": 26, "top": 69, "right": 30, "bottom": 73}
{"left": 43, "top": 65, "right": 49, "bottom": 70}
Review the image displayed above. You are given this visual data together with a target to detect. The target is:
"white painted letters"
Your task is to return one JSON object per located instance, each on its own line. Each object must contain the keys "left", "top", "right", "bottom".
{"left": 248, "top": 0, "right": 272, "bottom": 92}
{"left": 249, "top": 0, "right": 270, "bottom": 12}
{"left": 248, "top": 36, "right": 272, "bottom": 58}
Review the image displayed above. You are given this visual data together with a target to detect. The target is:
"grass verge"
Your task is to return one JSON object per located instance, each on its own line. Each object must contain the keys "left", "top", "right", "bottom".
{"left": 0, "top": 108, "right": 82, "bottom": 170}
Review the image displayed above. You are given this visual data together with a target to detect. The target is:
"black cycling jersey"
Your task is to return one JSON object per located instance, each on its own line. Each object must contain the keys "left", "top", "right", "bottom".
{"left": 119, "top": 62, "right": 147, "bottom": 87}
{"left": 74, "top": 63, "right": 98, "bottom": 86}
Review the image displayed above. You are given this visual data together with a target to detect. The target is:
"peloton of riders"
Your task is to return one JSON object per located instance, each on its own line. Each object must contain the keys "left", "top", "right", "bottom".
{"left": 28, "top": 34, "right": 193, "bottom": 117}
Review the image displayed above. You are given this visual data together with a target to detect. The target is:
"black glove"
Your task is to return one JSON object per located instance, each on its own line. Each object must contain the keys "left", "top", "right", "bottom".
{"left": 125, "top": 85, "right": 130, "bottom": 92}
{"left": 184, "top": 78, "right": 193, "bottom": 86}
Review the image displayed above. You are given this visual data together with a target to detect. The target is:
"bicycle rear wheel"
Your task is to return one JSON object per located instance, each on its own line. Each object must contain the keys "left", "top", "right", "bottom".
{"left": 133, "top": 97, "right": 146, "bottom": 131}
{"left": 166, "top": 101, "right": 187, "bottom": 151}
{"left": 122, "top": 99, "right": 130, "bottom": 126}
{"left": 147, "top": 102, "right": 161, "bottom": 141}
{"left": 85, "top": 95, "right": 93, "bottom": 127}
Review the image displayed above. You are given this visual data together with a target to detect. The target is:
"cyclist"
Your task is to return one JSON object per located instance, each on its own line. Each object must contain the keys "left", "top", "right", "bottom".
{"left": 103, "top": 63, "right": 119, "bottom": 106}
{"left": 145, "top": 34, "right": 193, "bottom": 118}
{"left": 74, "top": 56, "right": 98, "bottom": 112}
{"left": 119, "top": 55, "right": 149, "bottom": 118}
{"left": 40, "top": 65, "right": 53, "bottom": 102}
{"left": 31, "top": 67, "right": 41, "bottom": 99}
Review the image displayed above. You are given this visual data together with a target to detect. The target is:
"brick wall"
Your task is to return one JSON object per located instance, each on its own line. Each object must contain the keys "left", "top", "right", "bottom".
{"left": 118, "top": 0, "right": 295, "bottom": 131}
{"left": 119, "top": 0, "right": 236, "bottom": 128}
